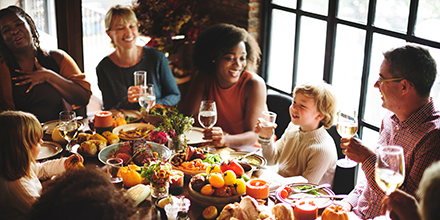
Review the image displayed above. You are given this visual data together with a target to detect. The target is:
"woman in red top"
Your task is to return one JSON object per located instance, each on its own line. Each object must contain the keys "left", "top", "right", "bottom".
{"left": 180, "top": 23, "right": 267, "bottom": 148}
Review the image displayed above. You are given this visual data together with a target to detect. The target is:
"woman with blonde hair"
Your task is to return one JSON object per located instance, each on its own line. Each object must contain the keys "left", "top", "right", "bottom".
{"left": 0, "top": 111, "right": 82, "bottom": 220}
{"left": 97, "top": 5, "right": 180, "bottom": 110}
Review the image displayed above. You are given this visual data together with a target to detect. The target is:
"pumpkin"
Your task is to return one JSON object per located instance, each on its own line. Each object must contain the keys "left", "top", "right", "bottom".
{"left": 321, "top": 204, "right": 349, "bottom": 220}
{"left": 117, "top": 165, "right": 143, "bottom": 188}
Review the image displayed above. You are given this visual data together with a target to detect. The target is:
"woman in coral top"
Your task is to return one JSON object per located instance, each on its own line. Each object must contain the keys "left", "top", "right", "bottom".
{"left": 180, "top": 23, "right": 267, "bottom": 148}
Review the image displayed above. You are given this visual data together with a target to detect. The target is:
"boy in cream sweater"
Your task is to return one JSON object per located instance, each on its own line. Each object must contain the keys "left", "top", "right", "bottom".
{"left": 255, "top": 81, "right": 338, "bottom": 186}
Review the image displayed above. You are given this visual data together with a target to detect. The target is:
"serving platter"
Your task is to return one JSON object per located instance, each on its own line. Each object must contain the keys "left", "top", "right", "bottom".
{"left": 275, "top": 183, "right": 335, "bottom": 209}
{"left": 98, "top": 141, "right": 172, "bottom": 164}
{"left": 42, "top": 120, "right": 85, "bottom": 135}
{"left": 37, "top": 141, "right": 63, "bottom": 160}
{"left": 112, "top": 123, "right": 155, "bottom": 140}
{"left": 109, "top": 109, "right": 142, "bottom": 123}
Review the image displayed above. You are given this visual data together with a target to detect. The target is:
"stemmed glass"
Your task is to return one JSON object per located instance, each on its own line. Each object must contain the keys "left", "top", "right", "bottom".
{"left": 375, "top": 146, "right": 405, "bottom": 218}
{"left": 138, "top": 84, "right": 156, "bottom": 113}
{"left": 198, "top": 100, "right": 217, "bottom": 152}
{"left": 336, "top": 109, "right": 358, "bottom": 168}
{"left": 59, "top": 111, "right": 79, "bottom": 148}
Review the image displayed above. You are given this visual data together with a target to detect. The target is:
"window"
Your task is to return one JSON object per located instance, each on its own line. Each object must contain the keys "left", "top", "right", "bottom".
{"left": 262, "top": 0, "right": 440, "bottom": 139}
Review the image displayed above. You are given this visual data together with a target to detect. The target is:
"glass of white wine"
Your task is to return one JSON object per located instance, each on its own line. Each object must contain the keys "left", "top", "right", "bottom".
{"left": 336, "top": 109, "right": 359, "bottom": 168}
{"left": 198, "top": 100, "right": 217, "bottom": 152}
{"left": 58, "top": 111, "right": 79, "bottom": 147}
{"left": 139, "top": 84, "right": 156, "bottom": 113}
{"left": 375, "top": 145, "right": 405, "bottom": 218}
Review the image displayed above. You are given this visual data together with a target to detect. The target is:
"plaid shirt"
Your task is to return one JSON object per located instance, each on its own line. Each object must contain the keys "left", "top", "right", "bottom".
{"left": 345, "top": 99, "right": 440, "bottom": 219}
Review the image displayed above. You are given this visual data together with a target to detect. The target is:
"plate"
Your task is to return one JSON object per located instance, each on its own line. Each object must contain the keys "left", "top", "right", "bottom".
{"left": 65, "top": 138, "right": 89, "bottom": 155}
{"left": 275, "top": 183, "right": 335, "bottom": 209}
{"left": 112, "top": 123, "right": 155, "bottom": 140}
{"left": 42, "top": 120, "right": 85, "bottom": 135}
{"left": 98, "top": 141, "right": 172, "bottom": 164}
{"left": 37, "top": 141, "right": 63, "bottom": 160}
{"left": 109, "top": 109, "right": 142, "bottom": 123}
{"left": 225, "top": 151, "right": 267, "bottom": 167}
{"left": 186, "top": 127, "right": 206, "bottom": 145}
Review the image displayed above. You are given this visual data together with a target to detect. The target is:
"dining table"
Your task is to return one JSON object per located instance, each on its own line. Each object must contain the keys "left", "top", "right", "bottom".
{"left": 40, "top": 115, "right": 310, "bottom": 220}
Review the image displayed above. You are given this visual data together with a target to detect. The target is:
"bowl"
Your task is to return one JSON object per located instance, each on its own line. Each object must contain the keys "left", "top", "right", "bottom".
{"left": 187, "top": 182, "right": 241, "bottom": 210}
{"left": 98, "top": 141, "right": 172, "bottom": 165}
{"left": 275, "top": 183, "right": 335, "bottom": 209}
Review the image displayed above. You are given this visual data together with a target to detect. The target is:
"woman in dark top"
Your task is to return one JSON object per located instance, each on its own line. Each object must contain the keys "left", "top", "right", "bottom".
{"left": 96, "top": 5, "right": 180, "bottom": 110}
{"left": 0, "top": 6, "right": 91, "bottom": 122}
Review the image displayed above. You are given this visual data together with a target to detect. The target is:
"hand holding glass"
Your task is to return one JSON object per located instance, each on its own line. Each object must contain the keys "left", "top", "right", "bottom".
{"left": 258, "top": 111, "right": 277, "bottom": 145}
{"left": 198, "top": 100, "right": 217, "bottom": 129}
{"left": 138, "top": 84, "right": 156, "bottom": 112}
{"left": 106, "top": 158, "right": 123, "bottom": 189}
{"left": 375, "top": 145, "right": 405, "bottom": 217}
{"left": 58, "top": 111, "right": 79, "bottom": 146}
{"left": 336, "top": 109, "right": 358, "bottom": 168}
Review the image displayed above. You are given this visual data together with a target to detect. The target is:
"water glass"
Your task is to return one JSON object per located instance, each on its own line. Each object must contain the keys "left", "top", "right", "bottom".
{"left": 258, "top": 111, "right": 277, "bottom": 145}
{"left": 133, "top": 70, "right": 147, "bottom": 87}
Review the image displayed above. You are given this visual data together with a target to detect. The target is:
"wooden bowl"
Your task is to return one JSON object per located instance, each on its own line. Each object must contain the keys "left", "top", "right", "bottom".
{"left": 187, "top": 182, "right": 242, "bottom": 210}
{"left": 141, "top": 113, "right": 163, "bottom": 126}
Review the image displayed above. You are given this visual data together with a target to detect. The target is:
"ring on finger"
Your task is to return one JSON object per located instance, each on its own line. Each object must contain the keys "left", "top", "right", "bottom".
{"left": 134, "top": 97, "right": 138, "bottom": 101}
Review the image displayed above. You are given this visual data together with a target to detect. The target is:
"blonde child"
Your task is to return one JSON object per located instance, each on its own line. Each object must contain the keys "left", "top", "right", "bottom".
{"left": 255, "top": 81, "right": 338, "bottom": 186}
{"left": 0, "top": 111, "right": 83, "bottom": 220}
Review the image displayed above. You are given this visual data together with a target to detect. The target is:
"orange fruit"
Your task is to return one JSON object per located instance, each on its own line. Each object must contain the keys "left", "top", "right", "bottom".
{"left": 209, "top": 173, "right": 225, "bottom": 188}
{"left": 200, "top": 184, "right": 215, "bottom": 196}
{"left": 202, "top": 206, "right": 218, "bottom": 219}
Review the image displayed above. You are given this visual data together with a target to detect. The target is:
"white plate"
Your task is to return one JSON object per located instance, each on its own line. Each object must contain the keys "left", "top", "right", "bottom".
{"left": 109, "top": 109, "right": 142, "bottom": 123}
{"left": 42, "top": 120, "right": 85, "bottom": 135}
{"left": 186, "top": 127, "right": 206, "bottom": 145}
{"left": 98, "top": 141, "right": 172, "bottom": 164}
{"left": 112, "top": 123, "right": 155, "bottom": 140}
{"left": 275, "top": 183, "right": 335, "bottom": 209}
{"left": 37, "top": 141, "right": 63, "bottom": 160}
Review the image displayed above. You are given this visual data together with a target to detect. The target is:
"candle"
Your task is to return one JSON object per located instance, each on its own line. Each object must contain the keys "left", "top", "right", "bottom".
{"left": 94, "top": 111, "right": 113, "bottom": 134}
{"left": 246, "top": 179, "right": 269, "bottom": 199}
{"left": 294, "top": 200, "right": 317, "bottom": 220}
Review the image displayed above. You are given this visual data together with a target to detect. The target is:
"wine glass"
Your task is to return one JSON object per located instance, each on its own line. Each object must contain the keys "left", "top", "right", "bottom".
{"left": 138, "top": 84, "right": 156, "bottom": 113}
{"left": 336, "top": 109, "right": 358, "bottom": 168}
{"left": 375, "top": 145, "right": 405, "bottom": 218}
{"left": 58, "top": 111, "right": 79, "bottom": 148}
{"left": 198, "top": 100, "right": 217, "bottom": 152}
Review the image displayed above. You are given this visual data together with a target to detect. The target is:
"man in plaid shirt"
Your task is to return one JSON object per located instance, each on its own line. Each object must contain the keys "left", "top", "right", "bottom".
{"left": 334, "top": 44, "right": 440, "bottom": 219}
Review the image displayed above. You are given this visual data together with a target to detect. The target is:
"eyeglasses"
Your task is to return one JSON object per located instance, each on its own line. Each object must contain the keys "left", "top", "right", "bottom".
{"left": 377, "top": 76, "right": 403, "bottom": 85}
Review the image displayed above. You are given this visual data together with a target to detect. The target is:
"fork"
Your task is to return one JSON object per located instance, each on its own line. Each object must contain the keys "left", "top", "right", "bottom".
{"left": 291, "top": 183, "right": 331, "bottom": 193}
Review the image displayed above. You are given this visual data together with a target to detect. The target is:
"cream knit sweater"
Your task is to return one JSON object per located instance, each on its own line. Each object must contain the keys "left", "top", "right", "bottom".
{"left": 262, "top": 122, "right": 337, "bottom": 186}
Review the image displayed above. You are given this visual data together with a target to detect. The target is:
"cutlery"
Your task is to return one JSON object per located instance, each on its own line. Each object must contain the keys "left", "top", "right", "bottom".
{"left": 291, "top": 183, "right": 331, "bottom": 193}
{"left": 237, "top": 148, "right": 261, "bottom": 161}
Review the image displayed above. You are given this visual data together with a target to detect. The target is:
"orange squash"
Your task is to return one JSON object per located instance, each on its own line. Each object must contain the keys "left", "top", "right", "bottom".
{"left": 117, "top": 165, "right": 143, "bottom": 188}
{"left": 321, "top": 204, "right": 349, "bottom": 220}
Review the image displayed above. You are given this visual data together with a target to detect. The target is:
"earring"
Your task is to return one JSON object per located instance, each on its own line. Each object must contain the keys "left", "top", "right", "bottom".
{"left": 212, "top": 60, "right": 215, "bottom": 63}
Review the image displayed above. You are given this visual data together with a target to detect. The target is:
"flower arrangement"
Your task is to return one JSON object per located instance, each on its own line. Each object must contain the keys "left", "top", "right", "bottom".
{"left": 140, "top": 161, "right": 172, "bottom": 188}
{"left": 132, "top": 0, "right": 211, "bottom": 51}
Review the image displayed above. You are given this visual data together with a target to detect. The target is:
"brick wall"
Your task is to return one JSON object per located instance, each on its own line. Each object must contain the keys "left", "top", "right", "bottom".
{"left": 197, "top": 0, "right": 262, "bottom": 43}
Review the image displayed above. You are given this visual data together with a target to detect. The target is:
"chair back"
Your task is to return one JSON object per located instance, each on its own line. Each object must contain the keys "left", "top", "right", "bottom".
{"left": 266, "top": 93, "right": 293, "bottom": 139}
{"left": 326, "top": 125, "right": 358, "bottom": 194}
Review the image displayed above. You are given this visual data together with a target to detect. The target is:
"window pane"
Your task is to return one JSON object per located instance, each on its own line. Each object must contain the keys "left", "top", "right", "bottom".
{"left": 361, "top": 127, "right": 380, "bottom": 147}
{"left": 427, "top": 47, "right": 440, "bottom": 105}
{"left": 296, "top": 17, "right": 326, "bottom": 85}
{"left": 302, "top": 0, "right": 328, "bottom": 16}
{"left": 364, "top": 34, "right": 405, "bottom": 127}
{"left": 332, "top": 25, "right": 366, "bottom": 111}
{"left": 267, "top": 9, "right": 296, "bottom": 94}
{"left": 337, "top": 0, "right": 369, "bottom": 24}
{"left": 415, "top": 0, "right": 440, "bottom": 43}
{"left": 21, "top": 0, "right": 58, "bottom": 50}
{"left": 374, "top": 0, "right": 409, "bottom": 34}
{"left": 272, "top": 0, "right": 296, "bottom": 9}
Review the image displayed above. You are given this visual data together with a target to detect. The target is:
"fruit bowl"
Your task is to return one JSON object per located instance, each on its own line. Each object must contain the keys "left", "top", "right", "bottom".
{"left": 187, "top": 182, "right": 241, "bottom": 210}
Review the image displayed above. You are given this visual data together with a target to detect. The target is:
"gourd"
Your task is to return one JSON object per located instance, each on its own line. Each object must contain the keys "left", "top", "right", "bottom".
{"left": 321, "top": 204, "right": 349, "bottom": 220}
{"left": 117, "top": 165, "right": 143, "bottom": 188}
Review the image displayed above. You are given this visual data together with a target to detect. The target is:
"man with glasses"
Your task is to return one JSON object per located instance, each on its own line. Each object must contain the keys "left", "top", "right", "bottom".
{"left": 334, "top": 44, "right": 440, "bottom": 219}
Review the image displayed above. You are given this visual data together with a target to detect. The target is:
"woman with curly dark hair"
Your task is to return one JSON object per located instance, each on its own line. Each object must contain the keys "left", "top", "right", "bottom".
{"left": 0, "top": 5, "right": 91, "bottom": 122}
{"left": 28, "top": 167, "right": 137, "bottom": 220}
{"left": 180, "top": 23, "right": 267, "bottom": 148}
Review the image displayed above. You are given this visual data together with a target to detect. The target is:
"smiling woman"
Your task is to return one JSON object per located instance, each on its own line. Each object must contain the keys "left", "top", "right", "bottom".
{"left": 0, "top": 5, "right": 91, "bottom": 123}
{"left": 179, "top": 23, "right": 267, "bottom": 149}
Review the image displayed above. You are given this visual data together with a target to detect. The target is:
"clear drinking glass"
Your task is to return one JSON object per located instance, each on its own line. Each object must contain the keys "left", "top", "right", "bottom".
{"left": 134, "top": 70, "right": 147, "bottom": 101}
{"left": 198, "top": 100, "right": 217, "bottom": 152}
{"left": 258, "top": 111, "right": 277, "bottom": 145}
{"left": 336, "top": 109, "right": 358, "bottom": 168}
{"left": 138, "top": 84, "right": 156, "bottom": 113}
{"left": 58, "top": 111, "right": 79, "bottom": 147}
{"left": 375, "top": 145, "right": 405, "bottom": 218}
{"left": 106, "top": 158, "right": 123, "bottom": 189}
